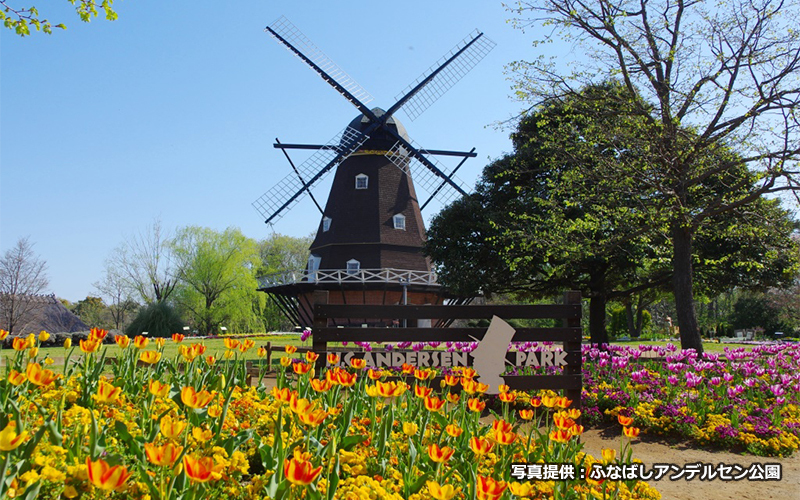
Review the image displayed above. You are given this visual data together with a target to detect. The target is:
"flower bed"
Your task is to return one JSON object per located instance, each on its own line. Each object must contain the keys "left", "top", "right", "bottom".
{"left": 0, "top": 329, "right": 660, "bottom": 499}
{"left": 580, "top": 344, "right": 800, "bottom": 457}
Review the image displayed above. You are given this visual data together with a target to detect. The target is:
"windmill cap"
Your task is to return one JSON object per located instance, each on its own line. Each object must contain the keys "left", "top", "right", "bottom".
{"left": 346, "top": 107, "right": 410, "bottom": 143}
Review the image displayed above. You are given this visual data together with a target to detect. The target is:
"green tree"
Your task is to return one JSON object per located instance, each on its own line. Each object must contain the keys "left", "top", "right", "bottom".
{"left": 1, "top": 0, "right": 118, "bottom": 36}
{"left": 428, "top": 82, "right": 671, "bottom": 344}
{"left": 0, "top": 236, "right": 49, "bottom": 334}
{"left": 73, "top": 296, "right": 112, "bottom": 329}
{"left": 257, "top": 233, "right": 313, "bottom": 331}
{"left": 171, "top": 226, "right": 262, "bottom": 335}
{"left": 508, "top": 0, "right": 800, "bottom": 353}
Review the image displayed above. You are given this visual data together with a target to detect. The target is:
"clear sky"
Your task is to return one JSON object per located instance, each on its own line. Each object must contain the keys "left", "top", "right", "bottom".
{"left": 1, "top": 0, "right": 553, "bottom": 302}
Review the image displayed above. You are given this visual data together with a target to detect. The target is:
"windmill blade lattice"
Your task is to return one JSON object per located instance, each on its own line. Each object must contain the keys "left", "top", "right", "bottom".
{"left": 267, "top": 16, "right": 374, "bottom": 111}
{"left": 385, "top": 141, "right": 467, "bottom": 207}
{"left": 253, "top": 126, "right": 368, "bottom": 224}
{"left": 394, "top": 30, "right": 496, "bottom": 121}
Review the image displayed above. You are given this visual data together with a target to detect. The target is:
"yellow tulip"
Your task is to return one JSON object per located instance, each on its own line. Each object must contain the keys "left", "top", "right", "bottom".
{"left": 0, "top": 422, "right": 28, "bottom": 451}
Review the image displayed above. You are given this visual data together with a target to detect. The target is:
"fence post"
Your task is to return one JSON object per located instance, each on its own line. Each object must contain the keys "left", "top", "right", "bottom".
{"left": 312, "top": 290, "right": 329, "bottom": 372}
{"left": 563, "top": 290, "right": 583, "bottom": 420}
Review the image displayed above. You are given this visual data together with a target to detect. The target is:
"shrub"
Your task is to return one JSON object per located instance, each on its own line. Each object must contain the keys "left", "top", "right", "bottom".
{"left": 125, "top": 302, "right": 185, "bottom": 338}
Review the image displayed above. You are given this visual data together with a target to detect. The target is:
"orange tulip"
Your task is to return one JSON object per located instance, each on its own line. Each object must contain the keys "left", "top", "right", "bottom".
{"left": 89, "top": 327, "right": 109, "bottom": 341}
{"left": 447, "top": 393, "right": 460, "bottom": 404}
{"left": 497, "top": 384, "right": 510, "bottom": 393}
{"left": 549, "top": 428, "right": 572, "bottom": 443}
{"left": 205, "top": 355, "right": 217, "bottom": 366}
{"left": 445, "top": 424, "right": 463, "bottom": 437}
{"left": 298, "top": 407, "right": 328, "bottom": 427}
{"left": 292, "top": 362, "right": 313, "bottom": 375}
{"left": 310, "top": 378, "right": 333, "bottom": 392}
{"left": 94, "top": 380, "right": 122, "bottom": 404}
{"left": 0, "top": 330, "right": 8, "bottom": 340}
{"left": 193, "top": 343, "right": 207, "bottom": 356}
{"left": 86, "top": 457, "right": 132, "bottom": 491}
{"left": 492, "top": 419, "right": 514, "bottom": 434}
{"left": 335, "top": 370, "right": 357, "bottom": 387}
{"left": 171, "top": 333, "right": 185, "bottom": 343}
{"left": 7, "top": 370, "right": 26, "bottom": 386}
{"left": 180, "top": 387, "right": 215, "bottom": 409}
{"left": 367, "top": 368, "right": 384, "bottom": 380}
{"left": 376, "top": 380, "right": 407, "bottom": 398}
{"left": 145, "top": 442, "right": 183, "bottom": 466}
{"left": 623, "top": 426, "right": 641, "bottom": 438}
{"left": 556, "top": 396, "right": 572, "bottom": 409}
{"left": 139, "top": 350, "right": 162, "bottom": 364}
{"left": 326, "top": 353, "right": 339, "bottom": 365}
{"left": 493, "top": 429, "right": 516, "bottom": 445}
{"left": 509, "top": 482, "right": 534, "bottom": 497}
{"left": 271, "top": 387, "right": 297, "bottom": 404}
{"left": 283, "top": 453, "right": 322, "bottom": 486}
{"left": 601, "top": 448, "right": 616, "bottom": 465}
{"left": 569, "top": 424, "right": 585, "bottom": 436}
{"left": 617, "top": 414, "right": 634, "bottom": 426}
{"left": 224, "top": 338, "right": 240, "bottom": 350}
{"left": 460, "top": 367, "right": 477, "bottom": 379}
{"left": 350, "top": 357, "right": 366, "bottom": 370}
{"left": 25, "top": 363, "right": 57, "bottom": 386}
{"left": 519, "top": 409, "right": 534, "bottom": 420}
{"left": 414, "top": 368, "right": 431, "bottom": 380}
{"left": 155, "top": 338, "right": 166, "bottom": 348}
{"left": 257, "top": 347, "right": 267, "bottom": 358}
{"left": 114, "top": 335, "right": 130, "bottom": 349}
{"left": 424, "top": 395, "right": 446, "bottom": 413}
{"left": 183, "top": 454, "right": 216, "bottom": 483}
{"left": 427, "top": 443, "right": 455, "bottom": 463}
{"left": 530, "top": 397, "right": 542, "bottom": 408}
{"left": 285, "top": 345, "right": 298, "bottom": 354}
{"left": 79, "top": 338, "right": 101, "bottom": 353}
{"left": 133, "top": 336, "right": 149, "bottom": 349}
{"left": 160, "top": 414, "right": 187, "bottom": 439}
{"left": 305, "top": 351, "right": 319, "bottom": 363}
{"left": 148, "top": 380, "right": 170, "bottom": 398}
{"left": 566, "top": 408, "right": 581, "bottom": 419}
{"left": 443, "top": 375, "right": 460, "bottom": 387}
{"left": 280, "top": 356, "right": 293, "bottom": 367}
{"left": 553, "top": 412, "right": 575, "bottom": 430}
{"left": 498, "top": 392, "right": 516, "bottom": 403}
{"left": 467, "top": 398, "right": 486, "bottom": 413}
{"left": 461, "top": 378, "right": 478, "bottom": 394}
{"left": 476, "top": 476, "right": 507, "bottom": 500}
{"left": 242, "top": 339, "right": 255, "bottom": 350}
{"left": 414, "top": 385, "right": 433, "bottom": 399}
{"left": 469, "top": 437, "right": 494, "bottom": 455}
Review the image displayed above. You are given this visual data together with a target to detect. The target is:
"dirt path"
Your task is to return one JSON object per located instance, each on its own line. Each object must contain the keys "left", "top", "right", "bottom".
{"left": 578, "top": 427, "right": 800, "bottom": 500}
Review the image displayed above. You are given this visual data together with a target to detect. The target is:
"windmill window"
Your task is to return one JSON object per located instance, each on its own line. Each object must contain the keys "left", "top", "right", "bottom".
{"left": 393, "top": 213, "right": 406, "bottom": 230}
{"left": 355, "top": 174, "right": 368, "bottom": 189}
{"left": 322, "top": 217, "right": 331, "bottom": 232}
{"left": 346, "top": 259, "right": 360, "bottom": 274}
{"left": 307, "top": 254, "right": 322, "bottom": 282}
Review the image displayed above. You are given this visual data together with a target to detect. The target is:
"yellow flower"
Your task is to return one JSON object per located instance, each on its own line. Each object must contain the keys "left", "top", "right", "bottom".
{"left": 25, "top": 362, "right": 57, "bottom": 386}
{"left": 38, "top": 330, "right": 50, "bottom": 342}
{"left": 427, "top": 481, "right": 459, "bottom": 500}
{"left": 257, "top": 347, "right": 267, "bottom": 358}
{"left": 508, "top": 482, "right": 534, "bottom": 497}
{"left": 94, "top": 380, "right": 123, "bottom": 404}
{"left": 63, "top": 338, "right": 72, "bottom": 349}
{"left": 445, "top": 424, "right": 463, "bottom": 437}
{"left": 133, "top": 335, "right": 149, "bottom": 349}
{"left": 86, "top": 457, "right": 131, "bottom": 491}
{"left": 28, "top": 347, "right": 39, "bottom": 358}
{"left": 601, "top": 448, "right": 616, "bottom": 465}
{"left": 149, "top": 380, "right": 170, "bottom": 398}
{"left": 403, "top": 422, "right": 418, "bottom": 436}
{"left": 139, "top": 350, "right": 162, "bottom": 364}
{"left": 145, "top": 442, "right": 184, "bottom": 467}
{"left": 180, "top": 387, "right": 215, "bottom": 409}
{"left": 0, "top": 421, "right": 28, "bottom": 451}
{"left": 0, "top": 329, "right": 8, "bottom": 340}
{"left": 160, "top": 414, "right": 187, "bottom": 439}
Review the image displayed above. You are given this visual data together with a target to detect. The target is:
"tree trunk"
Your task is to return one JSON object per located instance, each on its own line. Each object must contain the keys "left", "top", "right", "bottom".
{"left": 625, "top": 301, "right": 637, "bottom": 338}
{"left": 672, "top": 223, "right": 703, "bottom": 353}
{"left": 588, "top": 269, "right": 609, "bottom": 345}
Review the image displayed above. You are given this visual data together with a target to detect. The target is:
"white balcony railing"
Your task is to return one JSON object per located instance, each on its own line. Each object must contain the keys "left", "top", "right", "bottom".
{"left": 258, "top": 268, "right": 438, "bottom": 288}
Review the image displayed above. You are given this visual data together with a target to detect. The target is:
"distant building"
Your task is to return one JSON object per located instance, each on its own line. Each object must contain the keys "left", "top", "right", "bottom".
{"left": 0, "top": 293, "right": 88, "bottom": 334}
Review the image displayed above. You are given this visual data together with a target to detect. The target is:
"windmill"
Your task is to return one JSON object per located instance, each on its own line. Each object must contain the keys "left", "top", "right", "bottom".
{"left": 254, "top": 16, "right": 495, "bottom": 327}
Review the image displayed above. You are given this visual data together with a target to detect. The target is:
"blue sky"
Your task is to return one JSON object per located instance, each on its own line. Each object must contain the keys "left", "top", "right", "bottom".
{"left": 1, "top": 0, "right": 551, "bottom": 302}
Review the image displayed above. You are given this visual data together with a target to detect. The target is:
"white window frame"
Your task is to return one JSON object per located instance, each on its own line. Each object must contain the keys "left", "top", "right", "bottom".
{"left": 355, "top": 174, "right": 368, "bottom": 189}
{"left": 346, "top": 259, "right": 360, "bottom": 275}
{"left": 393, "top": 213, "right": 406, "bottom": 230}
{"left": 322, "top": 217, "right": 331, "bottom": 232}
{"left": 307, "top": 254, "right": 321, "bottom": 282}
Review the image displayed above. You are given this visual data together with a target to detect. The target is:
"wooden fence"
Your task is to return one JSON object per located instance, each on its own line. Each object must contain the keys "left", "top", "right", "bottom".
{"left": 308, "top": 290, "right": 583, "bottom": 410}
